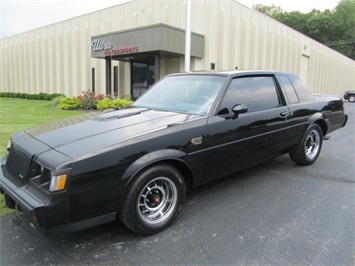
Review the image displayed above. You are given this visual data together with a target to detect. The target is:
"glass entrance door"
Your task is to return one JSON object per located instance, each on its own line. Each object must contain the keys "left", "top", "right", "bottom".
{"left": 131, "top": 56, "right": 156, "bottom": 99}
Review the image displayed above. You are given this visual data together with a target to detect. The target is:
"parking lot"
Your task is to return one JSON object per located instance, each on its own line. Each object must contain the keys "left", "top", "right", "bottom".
{"left": 0, "top": 102, "right": 354, "bottom": 265}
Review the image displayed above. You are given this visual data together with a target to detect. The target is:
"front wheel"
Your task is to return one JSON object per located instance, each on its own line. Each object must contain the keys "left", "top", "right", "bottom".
{"left": 290, "top": 124, "right": 323, "bottom": 165}
{"left": 119, "top": 163, "right": 186, "bottom": 235}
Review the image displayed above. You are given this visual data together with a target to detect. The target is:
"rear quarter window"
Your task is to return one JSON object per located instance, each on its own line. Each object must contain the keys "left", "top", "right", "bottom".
{"left": 278, "top": 75, "right": 300, "bottom": 104}
{"left": 287, "top": 74, "right": 315, "bottom": 102}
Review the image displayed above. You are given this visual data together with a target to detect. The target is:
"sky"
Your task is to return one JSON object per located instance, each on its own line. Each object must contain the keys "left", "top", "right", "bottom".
{"left": 0, "top": 0, "right": 341, "bottom": 39}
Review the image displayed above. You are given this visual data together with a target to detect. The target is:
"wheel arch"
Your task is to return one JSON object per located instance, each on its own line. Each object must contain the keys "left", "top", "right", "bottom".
{"left": 313, "top": 119, "right": 328, "bottom": 137}
{"left": 307, "top": 113, "right": 328, "bottom": 136}
{"left": 121, "top": 149, "right": 195, "bottom": 192}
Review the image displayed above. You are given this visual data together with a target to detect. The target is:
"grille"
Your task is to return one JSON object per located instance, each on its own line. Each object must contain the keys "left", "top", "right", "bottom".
{"left": 4, "top": 146, "right": 30, "bottom": 183}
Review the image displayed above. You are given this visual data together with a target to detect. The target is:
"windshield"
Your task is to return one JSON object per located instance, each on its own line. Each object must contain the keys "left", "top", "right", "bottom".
{"left": 133, "top": 75, "right": 226, "bottom": 114}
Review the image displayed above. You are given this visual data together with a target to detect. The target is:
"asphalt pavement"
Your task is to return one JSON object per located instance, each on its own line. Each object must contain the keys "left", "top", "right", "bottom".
{"left": 1, "top": 102, "right": 354, "bottom": 265}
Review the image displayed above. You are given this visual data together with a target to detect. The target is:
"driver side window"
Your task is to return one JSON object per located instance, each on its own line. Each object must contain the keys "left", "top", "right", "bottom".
{"left": 219, "top": 76, "right": 281, "bottom": 113}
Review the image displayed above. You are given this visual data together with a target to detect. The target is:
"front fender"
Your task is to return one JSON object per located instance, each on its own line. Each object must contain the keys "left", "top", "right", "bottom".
{"left": 121, "top": 149, "right": 188, "bottom": 181}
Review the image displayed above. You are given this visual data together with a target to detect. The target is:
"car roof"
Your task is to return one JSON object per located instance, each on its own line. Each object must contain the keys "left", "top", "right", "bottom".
{"left": 167, "top": 70, "right": 289, "bottom": 77}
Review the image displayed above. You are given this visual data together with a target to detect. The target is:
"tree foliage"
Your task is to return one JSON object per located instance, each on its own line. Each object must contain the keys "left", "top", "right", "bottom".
{"left": 254, "top": 0, "right": 355, "bottom": 59}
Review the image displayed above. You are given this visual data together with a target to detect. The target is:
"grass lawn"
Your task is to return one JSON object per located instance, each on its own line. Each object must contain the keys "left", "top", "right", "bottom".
{"left": 0, "top": 98, "right": 85, "bottom": 215}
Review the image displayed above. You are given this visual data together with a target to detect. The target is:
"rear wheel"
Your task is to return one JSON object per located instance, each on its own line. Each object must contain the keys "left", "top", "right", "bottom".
{"left": 119, "top": 163, "right": 186, "bottom": 235}
{"left": 290, "top": 124, "right": 323, "bottom": 165}
{"left": 348, "top": 94, "right": 355, "bottom": 102}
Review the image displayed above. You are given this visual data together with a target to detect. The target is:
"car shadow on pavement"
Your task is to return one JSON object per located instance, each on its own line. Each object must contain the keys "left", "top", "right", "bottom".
{"left": 0, "top": 154, "right": 298, "bottom": 265}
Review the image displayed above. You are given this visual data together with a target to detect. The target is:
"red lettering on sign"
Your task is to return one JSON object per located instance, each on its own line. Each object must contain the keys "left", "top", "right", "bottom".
{"left": 103, "top": 46, "right": 139, "bottom": 56}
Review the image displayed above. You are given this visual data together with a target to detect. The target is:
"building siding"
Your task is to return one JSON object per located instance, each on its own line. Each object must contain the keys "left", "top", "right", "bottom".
{"left": 0, "top": 0, "right": 354, "bottom": 97}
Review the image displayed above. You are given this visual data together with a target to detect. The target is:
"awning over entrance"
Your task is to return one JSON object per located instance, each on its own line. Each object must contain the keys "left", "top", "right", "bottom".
{"left": 91, "top": 23, "right": 204, "bottom": 59}
{"left": 91, "top": 23, "right": 204, "bottom": 98}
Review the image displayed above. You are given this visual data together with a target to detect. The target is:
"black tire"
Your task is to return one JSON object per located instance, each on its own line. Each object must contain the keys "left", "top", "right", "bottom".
{"left": 119, "top": 163, "right": 186, "bottom": 235}
{"left": 348, "top": 95, "right": 355, "bottom": 102}
{"left": 290, "top": 124, "right": 323, "bottom": 165}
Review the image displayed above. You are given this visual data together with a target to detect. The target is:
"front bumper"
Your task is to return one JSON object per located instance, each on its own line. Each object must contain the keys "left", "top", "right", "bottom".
{"left": 0, "top": 159, "right": 71, "bottom": 236}
{"left": 0, "top": 163, "right": 54, "bottom": 226}
{"left": 0, "top": 166, "right": 46, "bottom": 222}
{"left": 1, "top": 163, "right": 117, "bottom": 237}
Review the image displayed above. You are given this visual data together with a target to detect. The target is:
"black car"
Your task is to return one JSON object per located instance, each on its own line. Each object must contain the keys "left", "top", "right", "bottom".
{"left": 0, "top": 71, "right": 348, "bottom": 236}
{"left": 343, "top": 90, "right": 355, "bottom": 102}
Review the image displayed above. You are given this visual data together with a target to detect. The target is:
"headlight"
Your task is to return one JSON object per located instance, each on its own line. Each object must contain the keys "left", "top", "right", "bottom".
{"left": 49, "top": 173, "right": 67, "bottom": 192}
{"left": 6, "top": 139, "right": 12, "bottom": 150}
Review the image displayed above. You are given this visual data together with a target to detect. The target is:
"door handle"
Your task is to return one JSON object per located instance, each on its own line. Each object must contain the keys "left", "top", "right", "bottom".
{"left": 280, "top": 111, "right": 289, "bottom": 117}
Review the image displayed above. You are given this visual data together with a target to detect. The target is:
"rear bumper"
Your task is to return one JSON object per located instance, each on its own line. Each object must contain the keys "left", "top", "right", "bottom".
{"left": 343, "top": 114, "right": 348, "bottom": 127}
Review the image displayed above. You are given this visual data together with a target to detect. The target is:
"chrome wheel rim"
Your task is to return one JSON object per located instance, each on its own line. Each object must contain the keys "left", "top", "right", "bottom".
{"left": 137, "top": 177, "right": 177, "bottom": 224}
{"left": 304, "top": 129, "right": 321, "bottom": 160}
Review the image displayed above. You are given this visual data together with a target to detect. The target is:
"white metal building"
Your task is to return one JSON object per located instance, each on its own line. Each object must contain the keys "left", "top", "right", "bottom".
{"left": 1, "top": 0, "right": 354, "bottom": 98}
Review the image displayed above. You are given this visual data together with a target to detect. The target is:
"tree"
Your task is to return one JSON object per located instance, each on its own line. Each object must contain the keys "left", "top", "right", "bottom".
{"left": 254, "top": 0, "right": 355, "bottom": 59}
{"left": 329, "top": 0, "right": 355, "bottom": 59}
{"left": 253, "top": 3, "right": 282, "bottom": 15}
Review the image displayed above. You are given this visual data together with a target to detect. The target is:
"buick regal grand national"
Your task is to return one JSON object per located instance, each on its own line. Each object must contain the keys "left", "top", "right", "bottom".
{"left": 0, "top": 71, "right": 348, "bottom": 236}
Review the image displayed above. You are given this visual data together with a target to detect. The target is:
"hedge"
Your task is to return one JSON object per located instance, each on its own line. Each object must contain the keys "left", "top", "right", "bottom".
{"left": 0, "top": 92, "right": 65, "bottom": 100}
{"left": 0, "top": 91, "right": 133, "bottom": 111}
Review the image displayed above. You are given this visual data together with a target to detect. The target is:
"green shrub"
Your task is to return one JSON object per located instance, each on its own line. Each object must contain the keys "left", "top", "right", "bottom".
{"left": 26, "top": 94, "right": 38, "bottom": 100}
{"left": 58, "top": 97, "right": 81, "bottom": 110}
{"left": 112, "top": 98, "right": 133, "bottom": 109}
{"left": 97, "top": 98, "right": 113, "bottom": 111}
{"left": 50, "top": 93, "right": 66, "bottom": 100}
{"left": 38, "top": 93, "right": 48, "bottom": 100}
{"left": 51, "top": 96, "right": 65, "bottom": 107}
{"left": 120, "top": 94, "right": 132, "bottom": 101}
{"left": 96, "top": 97, "right": 133, "bottom": 111}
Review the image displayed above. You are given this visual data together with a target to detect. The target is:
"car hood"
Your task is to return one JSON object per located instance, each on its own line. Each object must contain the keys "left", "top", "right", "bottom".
{"left": 25, "top": 108, "right": 201, "bottom": 157}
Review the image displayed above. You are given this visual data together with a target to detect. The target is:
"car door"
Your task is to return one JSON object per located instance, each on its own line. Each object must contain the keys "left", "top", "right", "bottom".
{"left": 204, "top": 75, "right": 291, "bottom": 182}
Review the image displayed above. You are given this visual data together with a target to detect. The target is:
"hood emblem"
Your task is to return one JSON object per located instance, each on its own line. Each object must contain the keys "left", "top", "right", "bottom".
{"left": 191, "top": 137, "right": 203, "bottom": 146}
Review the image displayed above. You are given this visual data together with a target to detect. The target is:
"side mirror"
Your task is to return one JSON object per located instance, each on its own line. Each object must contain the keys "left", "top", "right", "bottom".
{"left": 217, "top": 104, "right": 248, "bottom": 120}
{"left": 232, "top": 104, "right": 248, "bottom": 114}
{"left": 231, "top": 104, "right": 248, "bottom": 119}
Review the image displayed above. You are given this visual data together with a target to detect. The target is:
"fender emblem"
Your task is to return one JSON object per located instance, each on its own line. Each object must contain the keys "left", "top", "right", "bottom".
{"left": 191, "top": 137, "right": 203, "bottom": 145}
